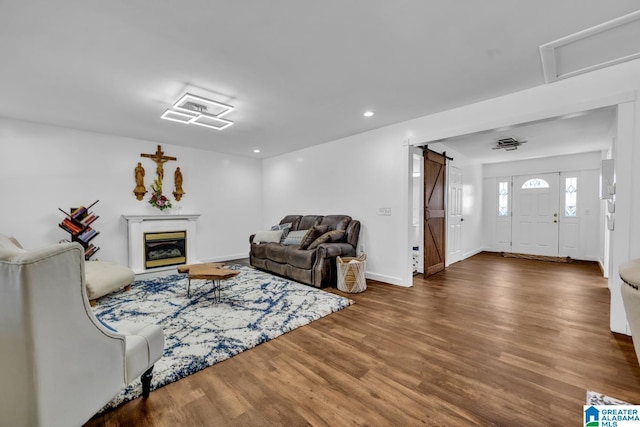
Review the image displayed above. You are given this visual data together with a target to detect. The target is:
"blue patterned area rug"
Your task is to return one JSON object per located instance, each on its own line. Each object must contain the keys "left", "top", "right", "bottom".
{"left": 93, "top": 265, "right": 352, "bottom": 410}
{"left": 586, "top": 391, "right": 631, "bottom": 405}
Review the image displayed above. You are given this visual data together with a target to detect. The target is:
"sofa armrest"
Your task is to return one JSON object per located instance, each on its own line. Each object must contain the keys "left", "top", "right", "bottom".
{"left": 316, "top": 242, "right": 356, "bottom": 259}
{"left": 249, "top": 234, "right": 256, "bottom": 244}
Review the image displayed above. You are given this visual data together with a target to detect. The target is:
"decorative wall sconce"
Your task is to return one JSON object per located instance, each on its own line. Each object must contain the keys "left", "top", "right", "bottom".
{"left": 133, "top": 162, "right": 147, "bottom": 201}
{"left": 173, "top": 167, "right": 185, "bottom": 201}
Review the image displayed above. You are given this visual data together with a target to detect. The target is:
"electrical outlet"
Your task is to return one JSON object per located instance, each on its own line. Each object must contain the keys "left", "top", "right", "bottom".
{"left": 359, "top": 244, "right": 365, "bottom": 253}
{"left": 378, "top": 207, "right": 392, "bottom": 216}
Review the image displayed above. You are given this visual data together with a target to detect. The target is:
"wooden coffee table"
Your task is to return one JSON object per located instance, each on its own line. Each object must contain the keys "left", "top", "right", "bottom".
{"left": 177, "top": 263, "right": 240, "bottom": 301}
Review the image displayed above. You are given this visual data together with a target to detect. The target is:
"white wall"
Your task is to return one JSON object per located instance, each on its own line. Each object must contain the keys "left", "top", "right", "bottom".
{"left": 262, "top": 131, "right": 410, "bottom": 286}
{"left": 0, "top": 118, "right": 263, "bottom": 267}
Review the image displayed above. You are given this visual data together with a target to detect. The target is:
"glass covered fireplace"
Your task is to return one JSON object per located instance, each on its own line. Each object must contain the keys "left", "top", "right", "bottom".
{"left": 144, "top": 231, "right": 187, "bottom": 269}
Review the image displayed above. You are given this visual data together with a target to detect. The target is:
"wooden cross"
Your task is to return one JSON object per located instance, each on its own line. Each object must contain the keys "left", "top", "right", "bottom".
{"left": 141, "top": 145, "right": 176, "bottom": 181}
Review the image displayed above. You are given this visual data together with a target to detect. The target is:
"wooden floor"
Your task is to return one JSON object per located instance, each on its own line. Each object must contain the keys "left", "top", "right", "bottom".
{"left": 86, "top": 252, "right": 640, "bottom": 426}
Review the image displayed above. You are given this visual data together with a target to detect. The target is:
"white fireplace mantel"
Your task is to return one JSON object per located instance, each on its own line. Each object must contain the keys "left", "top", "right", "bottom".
{"left": 123, "top": 214, "right": 200, "bottom": 274}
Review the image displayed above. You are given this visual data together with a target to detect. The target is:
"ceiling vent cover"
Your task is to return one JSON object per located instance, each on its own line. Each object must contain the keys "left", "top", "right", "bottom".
{"left": 540, "top": 10, "right": 640, "bottom": 82}
{"left": 493, "top": 137, "right": 527, "bottom": 151}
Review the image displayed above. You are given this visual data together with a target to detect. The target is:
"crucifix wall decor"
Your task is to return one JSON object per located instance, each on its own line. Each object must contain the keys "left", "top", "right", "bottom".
{"left": 141, "top": 144, "right": 176, "bottom": 182}
{"left": 135, "top": 144, "right": 186, "bottom": 207}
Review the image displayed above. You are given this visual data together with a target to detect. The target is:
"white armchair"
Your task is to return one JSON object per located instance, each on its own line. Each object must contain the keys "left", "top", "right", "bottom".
{"left": 0, "top": 237, "right": 164, "bottom": 427}
{"left": 621, "top": 258, "right": 640, "bottom": 365}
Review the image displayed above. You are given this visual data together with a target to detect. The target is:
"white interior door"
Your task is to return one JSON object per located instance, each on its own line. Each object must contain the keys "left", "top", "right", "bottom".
{"left": 412, "top": 152, "right": 424, "bottom": 274}
{"left": 512, "top": 173, "right": 560, "bottom": 256}
{"left": 447, "top": 166, "right": 463, "bottom": 264}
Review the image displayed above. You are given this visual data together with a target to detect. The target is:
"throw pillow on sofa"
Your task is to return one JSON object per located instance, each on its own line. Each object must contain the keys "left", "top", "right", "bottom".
{"left": 307, "top": 230, "right": 346, "bottom": 250}
{"left": 299, "top": 225, "right": 330, "bottom": 250}
{"left": 253, "top": 230, "right": 283, "bottom": 244}
{"left": 270, "top": 222, "right": 292, "bottom": 240}
{"left": 282, "top": 230, "right": 308, "bottom": 246}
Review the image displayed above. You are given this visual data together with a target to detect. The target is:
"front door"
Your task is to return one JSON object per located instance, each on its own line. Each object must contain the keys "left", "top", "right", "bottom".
{"left": 424, "top": 151, "right": 446, "bottom": 276}
{"left": 512, "top": 173, "right": 560, "bottom": 256}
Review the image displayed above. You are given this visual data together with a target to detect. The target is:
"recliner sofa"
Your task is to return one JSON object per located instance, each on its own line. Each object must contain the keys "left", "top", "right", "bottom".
{"left": 250, "top": 215, "right": 360, "bottom": 288}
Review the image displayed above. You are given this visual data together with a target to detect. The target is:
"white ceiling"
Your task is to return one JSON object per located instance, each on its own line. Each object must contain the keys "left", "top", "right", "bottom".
{"left": 0, "top": 1, "right": 638, "bottom": 158}
{"left": 439, "top": 107, "right": 617, "bottom": 164}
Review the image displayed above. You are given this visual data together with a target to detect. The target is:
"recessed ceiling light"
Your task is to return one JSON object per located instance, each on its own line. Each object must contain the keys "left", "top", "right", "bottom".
{"left": 253, "top": 149, "right": 260, "bottom": 153}
{"left": 363, "top": 111, "right": 374, "bottom": 117}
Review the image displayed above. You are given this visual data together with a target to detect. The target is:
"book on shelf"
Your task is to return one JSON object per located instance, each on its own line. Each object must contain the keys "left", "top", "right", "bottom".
{"left": 80, "top": 214, "right": 98, "bottom": 226}
{"left": 83, "top": 231, "right": 99, "bottom": 243}
{"left": 59, "top": 220, "right": 81, "bottom": 235}
{"left": 58, "top": 200, "right": 100, "bottom": 259}
{"left": 85, "top": 245, "right": 100, "bottom": 258}
{"left": 70, "top": 200, "right": 99, "bottom": 219}
{"left": 71, "top": 206, "right": 88, "bottom": 219}
{"left": 77, "top": 228, "right": 97, "bottom": 242}
{"left": 61, "top": 218, "right": 82, "bottom": 233}
{"left": 58, "top": 223, "right": 76, "bottom": 234}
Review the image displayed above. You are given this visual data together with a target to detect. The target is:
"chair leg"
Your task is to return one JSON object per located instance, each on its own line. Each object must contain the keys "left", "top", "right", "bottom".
{"left": 141, "top": 366, "right": 154, "bottom": 398}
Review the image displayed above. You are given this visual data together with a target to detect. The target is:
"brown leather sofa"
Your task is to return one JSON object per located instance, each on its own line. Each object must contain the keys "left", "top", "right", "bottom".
{"left": 249, "top": 215, "right": 360, "bottom": 288}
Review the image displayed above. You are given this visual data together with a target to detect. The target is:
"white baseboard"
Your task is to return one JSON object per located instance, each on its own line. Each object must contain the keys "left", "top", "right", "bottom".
{"left": 134, "top": 267, "right": 179, "bottom": 280}
{"left": 134, "top": 253, "right": 249, "bottom": 280}
{"left": 179, "top": 254, "right": 409, "bottom": 287}
{"left": 199, "top": 253, "right": 250, "bottom": 263}
{"left": 365, "top": 272, "right": 409, "bottom": 287}
{"left": 463, "top": 247, "right": 484, "bottom": 259}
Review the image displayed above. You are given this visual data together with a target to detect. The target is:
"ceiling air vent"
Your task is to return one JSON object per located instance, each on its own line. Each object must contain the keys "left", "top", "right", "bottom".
{"left": 540, "top": 10, "right": 640, "bottom": 83}
{"left": 492, "top": 137, "right": 526, "bottom": 151}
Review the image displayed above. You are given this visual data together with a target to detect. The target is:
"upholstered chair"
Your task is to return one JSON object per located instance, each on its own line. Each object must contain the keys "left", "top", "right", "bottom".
{"left": 621, "top": 258, "right": 640, "bottom": 366}
{"left": 0, "top": 238, "right": 164, "bottom": 427}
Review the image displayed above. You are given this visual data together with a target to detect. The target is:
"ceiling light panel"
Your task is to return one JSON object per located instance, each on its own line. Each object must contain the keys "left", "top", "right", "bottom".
{"left": 160, "top": 109, "right": 197, "bottom": 124}
{"left": 173, "top": 93, "right": 234, "bottom": 117}
{"left": 161, "top": 92, "right": 234, "bottom": 130}
{"left": 190, "top": 114, "right": 234, "bottom": 130}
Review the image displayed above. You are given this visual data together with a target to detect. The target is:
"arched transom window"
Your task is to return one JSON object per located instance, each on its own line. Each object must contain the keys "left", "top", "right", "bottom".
{"left": 521, "top": 178, "right": 549, "bottom": 189}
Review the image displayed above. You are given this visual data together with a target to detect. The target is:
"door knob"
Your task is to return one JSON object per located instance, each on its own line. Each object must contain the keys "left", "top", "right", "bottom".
{"left": 553, "top": 213, "right": 558, "bottom": 217}
{"left": 461, "top": 218, "right": 464, "bottom": 222}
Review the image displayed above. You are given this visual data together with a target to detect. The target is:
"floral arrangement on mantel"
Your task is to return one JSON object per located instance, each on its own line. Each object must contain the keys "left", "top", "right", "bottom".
{"left": 148, "top": 178, "right": 172, "bottom": 211}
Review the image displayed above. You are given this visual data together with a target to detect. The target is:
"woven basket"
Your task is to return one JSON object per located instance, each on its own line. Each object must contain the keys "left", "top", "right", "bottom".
{"left": 336, "top": 254, "right": 367, "bottom": 293}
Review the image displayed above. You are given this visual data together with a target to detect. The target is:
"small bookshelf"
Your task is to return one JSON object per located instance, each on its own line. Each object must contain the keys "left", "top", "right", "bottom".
{"left": 58, "top": 200, "right": 100, "bottom": 260}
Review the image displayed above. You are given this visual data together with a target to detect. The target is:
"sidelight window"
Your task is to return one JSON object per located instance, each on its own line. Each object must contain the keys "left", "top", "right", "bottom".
{"left": 565, "top": 177, "right": 577, "bottom": 216}
{"left": 498, "top": 181, "right": 509, "bottom": 216}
